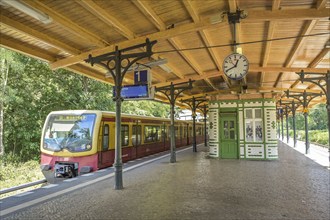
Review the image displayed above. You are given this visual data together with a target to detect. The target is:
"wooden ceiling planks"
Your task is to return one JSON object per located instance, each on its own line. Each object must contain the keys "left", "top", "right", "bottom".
{"left": 0, "top": 0, "right": 328, "bottom": 110}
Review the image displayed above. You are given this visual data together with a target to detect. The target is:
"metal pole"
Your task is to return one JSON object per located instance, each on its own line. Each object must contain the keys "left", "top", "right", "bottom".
{"left": 286, "top": 106, "right": 289, "bottom": 143}
{"left": 304, "top": 111, "right": 310, "bottom": 154}
{"left": 114, "top": 48, "right": 123, "bottom": 190}
{"left": 204, "top": 105, "right": 207, "bottom": 147}
{"left": 170, "top": 84, "right": 176, "bottom": 163}
{"left": 192, "top": 97, "right": 197, "bottom": 152}
{"left": 292, "top": 101, "right": 297, "bottom": 148}
{"left": 281, "top": 110, "right": 284, "bottom": 141}
{"left": 326, "top": 73, "right": 330, "bottom": 161}
{"left": 303, "top": 92, "right": 310, "bottom": 154}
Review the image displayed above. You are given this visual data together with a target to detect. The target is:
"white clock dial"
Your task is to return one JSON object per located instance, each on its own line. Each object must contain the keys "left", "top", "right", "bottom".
{"left": 223, "top": 53, "right": 249, "bottom": 80}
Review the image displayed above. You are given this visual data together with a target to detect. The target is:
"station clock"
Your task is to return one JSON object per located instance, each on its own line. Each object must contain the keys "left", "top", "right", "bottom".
{"left": 223, "top": 53, "right": 249, "bottom": 80}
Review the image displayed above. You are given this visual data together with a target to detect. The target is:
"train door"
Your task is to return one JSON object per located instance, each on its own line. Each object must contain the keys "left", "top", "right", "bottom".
{"left": 99, "top": 123, "right": 112, "bottom": 168}
{"left": 132, "top": 124, "right": 141, "bottom": 158}
{"left": 220, "top": 113, "right": 238, "bottom": 159}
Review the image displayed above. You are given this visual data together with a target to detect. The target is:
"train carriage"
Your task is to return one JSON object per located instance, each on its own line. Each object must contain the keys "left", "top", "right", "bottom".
{"left": 40, "top": 110, "right": 204, "bottom": 180}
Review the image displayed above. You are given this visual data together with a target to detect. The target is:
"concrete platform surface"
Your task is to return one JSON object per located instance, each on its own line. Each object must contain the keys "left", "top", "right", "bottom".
{"left": 2, "top": 142, "right": 330, "bottom": 220}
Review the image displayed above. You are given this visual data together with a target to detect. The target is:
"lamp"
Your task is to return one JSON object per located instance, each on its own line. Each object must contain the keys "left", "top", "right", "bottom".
{"left": 1, "top": 0, "right": 52, "bottom": 24}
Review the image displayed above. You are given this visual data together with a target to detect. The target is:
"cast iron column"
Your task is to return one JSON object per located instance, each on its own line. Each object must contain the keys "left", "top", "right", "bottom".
{"left": 281, "top": 109, "right": 284, "bottom": 141}
{"left": 155, "top": 80, "right": 193, "bottom": 162}
{"left": 296, "top": 70, "right": 329, "bottom": 158}
{"left": 85, "top": 39, "right": 157, "bottom": 189}
{"left": 285, "top": 106, "right": 289, "bottom": 143}
{"left": 291, "top": 100, "right": 298, "bottom": 148}
{"left": 286, "top": 90, "right": 323, "bottom": 154}
{"left": 199, "top": 104, "right": 209, "bottom": 147}
{"left": 181, "top": 96, "right": 207, "bottom": 152}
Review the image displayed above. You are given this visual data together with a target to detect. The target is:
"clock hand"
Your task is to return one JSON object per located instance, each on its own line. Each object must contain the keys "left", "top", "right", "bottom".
{"left": 226, "top": 65, "right": 236, "bottom": 72}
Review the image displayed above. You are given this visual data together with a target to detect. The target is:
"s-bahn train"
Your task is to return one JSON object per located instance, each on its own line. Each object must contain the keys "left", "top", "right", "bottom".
{"left": 40, "top": 110, "right": 205, "bottom": 180}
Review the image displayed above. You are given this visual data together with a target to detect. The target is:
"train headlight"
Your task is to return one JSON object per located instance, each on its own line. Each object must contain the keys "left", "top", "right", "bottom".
{"left": 86, "top": 144, "right": 91, "bottom": 150}
{"left": 43, "top": 143, "right": 48, "bottom": 149}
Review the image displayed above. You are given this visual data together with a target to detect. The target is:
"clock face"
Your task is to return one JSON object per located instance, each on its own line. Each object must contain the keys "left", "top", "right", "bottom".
{"left": 223, "top": 53, "right": 249, "bottom": 80}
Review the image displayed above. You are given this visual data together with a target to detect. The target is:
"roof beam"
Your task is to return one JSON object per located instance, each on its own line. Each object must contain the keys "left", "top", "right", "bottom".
{"left": 77, "top": 0, "right": 135, "bottom": 39}
{"left": 245, "top": 8, "right": 329, "bottom": 22}
{"left": 23, "top": 0, "right": 108, "bottom": 47}
{"left": 260, "top": 0, "right": 281, "bottom": 87}
{"left": 183, "top": 1, "right": 228, "bottom": 89}
{"left": 133, "top": 0, "right": 166, "bottom": 30}
{"left": 167, "top": 38, "right": 218, "bottom": 90}
{"left": 0, "top": 14, "right": 80, "bottom": 55}
{"left": 274, "top": 20, "right": 317, "bottom": 87}
{"left": 49, "top": 20, "right": 228, "bottom": 70}
{"left": 290, "top": 48, "right": 330, "bottom": 89}
{"left": 0, "top": 37, "right": 55, "bottom": 62}
{"left": 49, "top": 8, "right": 329, "bottom": 70}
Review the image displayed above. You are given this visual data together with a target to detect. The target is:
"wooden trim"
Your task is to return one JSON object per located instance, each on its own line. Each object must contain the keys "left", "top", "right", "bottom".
{"left": 133, "top": 0, "right": 166, "bottom": 30}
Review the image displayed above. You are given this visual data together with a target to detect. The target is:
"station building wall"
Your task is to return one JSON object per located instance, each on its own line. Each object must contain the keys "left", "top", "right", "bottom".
{"left": 208, "top": 98, "right": 278, "bottom": 160}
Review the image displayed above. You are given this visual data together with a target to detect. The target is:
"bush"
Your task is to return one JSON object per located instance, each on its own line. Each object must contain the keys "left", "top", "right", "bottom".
{"left": 289, "top": 130, "right": 329, "bottom": 147}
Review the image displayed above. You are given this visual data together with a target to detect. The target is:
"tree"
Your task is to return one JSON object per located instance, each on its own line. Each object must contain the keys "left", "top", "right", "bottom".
{"left": 308, "top": 103, "right": 327, "bottom": 130}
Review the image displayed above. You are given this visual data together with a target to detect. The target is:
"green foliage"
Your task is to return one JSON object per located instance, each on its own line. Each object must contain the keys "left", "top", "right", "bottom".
{"left": 1, "top": 48, "right": 174, "bottom": 163}
{"left": 289, "top": 130, "right": 329, "bottom": 146}
{"left": 0, "top": 158, "right": 44, "bottom": 198}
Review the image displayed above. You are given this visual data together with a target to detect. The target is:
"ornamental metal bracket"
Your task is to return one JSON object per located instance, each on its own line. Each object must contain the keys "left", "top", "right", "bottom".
{"left": 181, "top": 96, "right": 208, "bottom": 152}
{"left": 155, "top": 80, "right": 194, "bottom": 163}
{"left": 84, "top": 38, "right": 157, "bottom": 190}
{"left": 286, "top": 90, "right": 324, "bottom": 154}
{"left": 296, "top": 70, "right": 330, "bottom": 158}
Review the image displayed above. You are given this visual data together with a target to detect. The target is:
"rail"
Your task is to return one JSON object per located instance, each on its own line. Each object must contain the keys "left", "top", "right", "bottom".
{"left": 0, "top": 179, "right": 47, "bottom": 195}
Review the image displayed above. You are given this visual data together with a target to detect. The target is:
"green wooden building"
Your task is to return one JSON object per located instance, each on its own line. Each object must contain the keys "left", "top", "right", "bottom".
{"left": 208, "top": 98, "right": 278, "bottom": 160}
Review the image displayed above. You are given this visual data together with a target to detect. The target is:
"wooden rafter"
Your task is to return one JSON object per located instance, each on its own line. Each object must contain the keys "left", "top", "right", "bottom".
{"left": 48, "top": 8, "right": 329, "bottom": 70}
{"left": 274, "top": 19, "right": 318, "bottom": 87}
{"left": 290, "top": 48, "right": 330, "bottom": 89}
{"left": 23, "top": 0, "right": 108, "bottom": 47}
{"left": 260, "top": 0, "right": 281, "bottom": 87}
{"left": 182, "top": 0, "right": 225, "bottom": 90}
{"left": 0, "top": 14, "right": 80, "bottom": 55}
{"left": 133, "top": 0, "right": 166, "bottom": 30}
{"left": 77, "top": 0, "right": 135, "bottom": 39}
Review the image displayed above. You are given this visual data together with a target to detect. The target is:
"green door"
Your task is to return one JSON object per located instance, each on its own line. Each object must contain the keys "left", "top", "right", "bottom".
{"left": 220, "top": 115, "right": 238, "bottom": 159}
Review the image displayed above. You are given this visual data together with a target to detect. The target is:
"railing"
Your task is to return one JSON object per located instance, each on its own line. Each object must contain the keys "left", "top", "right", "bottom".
{"left": 0, "top": 179, "right": 47, "bottom": 195}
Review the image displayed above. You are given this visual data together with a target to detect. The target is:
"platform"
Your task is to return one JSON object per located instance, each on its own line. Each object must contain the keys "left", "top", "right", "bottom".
{"left": 1, "top": 142, "right": 329, "bottom": 220}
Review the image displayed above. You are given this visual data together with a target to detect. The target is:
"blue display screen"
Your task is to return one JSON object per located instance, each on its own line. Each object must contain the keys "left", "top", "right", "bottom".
{"left": 113, "top": 85, "right": 149, "bottom": 99}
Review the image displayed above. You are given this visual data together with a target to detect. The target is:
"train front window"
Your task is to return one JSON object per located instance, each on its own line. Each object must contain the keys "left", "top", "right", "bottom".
{"left": 43, "top": 114, "right": 96, "bottom": 152}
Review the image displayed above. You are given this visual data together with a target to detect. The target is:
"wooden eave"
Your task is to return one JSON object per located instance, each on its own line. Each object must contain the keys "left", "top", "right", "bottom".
{"left": 0, "top": 0, "right": 329, "bottom": 111}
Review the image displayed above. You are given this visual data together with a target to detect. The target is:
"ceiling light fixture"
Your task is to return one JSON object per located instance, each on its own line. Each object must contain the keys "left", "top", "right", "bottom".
{"left": 1, "top": 0, "right": 52, "bottom": 24}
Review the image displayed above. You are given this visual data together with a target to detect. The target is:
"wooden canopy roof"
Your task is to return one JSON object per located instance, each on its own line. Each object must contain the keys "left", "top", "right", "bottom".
{"left": 1, "top": 0, "right": 329, "bottom": 110}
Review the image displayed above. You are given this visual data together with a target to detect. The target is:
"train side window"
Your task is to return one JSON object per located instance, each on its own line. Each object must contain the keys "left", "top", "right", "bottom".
{"left": 132, "top": 125, "right": 141, "bottom": 146}
{"left": 154, "top": 126, "right": 160, "bottom": 142}
{"left": 103, "top": 124, "right": 109, "bottom": 151}
{"left": 144, "top": 126, "right": 153, "bottom": 143}
{"left": 121, "top": 125, "right": 129, "bottom": 146}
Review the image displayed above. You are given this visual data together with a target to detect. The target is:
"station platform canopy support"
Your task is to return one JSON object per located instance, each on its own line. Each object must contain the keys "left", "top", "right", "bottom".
{"left": 286, "top": 90, "right": 323, "bottom": 154}
{"left": 181, "top": 96, "right": 208, "bottom": 152}
{"left": 198, "top": 104, "right": 209, "bottom": 147}
{"left": 155, "top": 80, "right": 193, "bottom": 163}
{"left": 296, "top": 71, "right": 330, "bottom": 160}
{"left": 278, "top": 100, "right": 300, "bottom": 148}
{"left": 85, "top": 38, "right": 157, "bottom": 190}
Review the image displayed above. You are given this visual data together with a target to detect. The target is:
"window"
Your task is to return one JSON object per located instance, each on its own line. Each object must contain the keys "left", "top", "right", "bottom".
{"left": 103, "top": 124, "right": 109, "bottom": 151}
{"left": 132, "top": 125, "right": 141, "bottom": 146}
{"left": 43, "top": 113, "right": 95, "bottom": 152}
{"left": 183, "top": 126, "right": 187, "bottom": 138}
{"left": 121, "top": 125, "right": 129, "bottom": 146}
{"left": 245, "top": 108, "right": 263, "bottom": 142}
{"left": 161, "top": 124, "right": 167, "bottom": 141}
{"left": 144, "top": 125, "right": 160, "bottom": 143}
